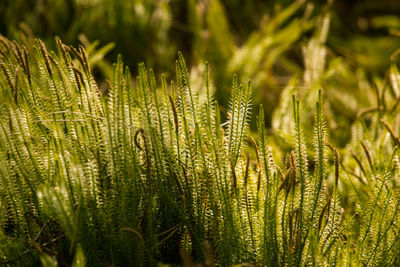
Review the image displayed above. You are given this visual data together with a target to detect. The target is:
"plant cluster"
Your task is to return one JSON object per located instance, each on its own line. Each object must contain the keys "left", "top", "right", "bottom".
{"left": 1, "top": 35, "right": 400, "bottom": 266}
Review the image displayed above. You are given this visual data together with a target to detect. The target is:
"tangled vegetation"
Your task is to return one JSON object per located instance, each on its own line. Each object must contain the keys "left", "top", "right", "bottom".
{"left": 1, "top": 2, "right": 400, "bottom": 266}
{"left": 1, "top": 27, "right": 400, "bottom": 266}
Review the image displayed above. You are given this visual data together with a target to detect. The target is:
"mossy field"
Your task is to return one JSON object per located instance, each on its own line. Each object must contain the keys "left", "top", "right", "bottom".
{"left": 1, "top": 0, "right": 400, "bottom": 266}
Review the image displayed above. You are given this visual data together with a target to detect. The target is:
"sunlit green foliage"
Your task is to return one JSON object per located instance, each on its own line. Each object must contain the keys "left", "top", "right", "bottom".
{"left": 0, "top": 33, "right": 400, "bottom": 266}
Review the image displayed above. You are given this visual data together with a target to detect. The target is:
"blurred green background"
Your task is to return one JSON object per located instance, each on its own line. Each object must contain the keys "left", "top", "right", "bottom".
{"left": 1, "top": 0, "right": 400, "bottom": 145}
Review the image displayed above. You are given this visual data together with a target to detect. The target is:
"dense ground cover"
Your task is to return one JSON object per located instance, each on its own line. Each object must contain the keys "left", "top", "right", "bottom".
{"left": 2, "top": 0, "right": 400, "bottom": 266}
{"left": 1, "top": 34, "right": 400, "bottom": 266}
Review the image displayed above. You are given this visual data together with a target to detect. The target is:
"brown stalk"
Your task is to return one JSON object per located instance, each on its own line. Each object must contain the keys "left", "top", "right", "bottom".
{"left": 381, "top": 119, "right": 400, "bottom": 147}
{"left": 72, "top": 66, "right": 84, "bottom": 92}
{"left": 360, "top": 141, "right": 374, "bottom": 174}
{"left": 230, "top": 157, "right": 237, "bottom": 195}
{"left": 22, "top": 45, "right": 31, "bottom": 81}
{"left": 56, "top": 37, "right": 69, "bottom": 65}
{"left": 38, "top": 39, "right": 52, "bottom": 76}
{"left": 350, "top": 151, "right": 367, "bottom": 177}
{"left": 169, "top": 95, "right": 179, "bottom": 135}
{"left": 79, "top": 45, "right": 90, "bottom": 72}
{"left": 334, "top": 148, "right": 340, "bottom": 188}
{"left": 243, "top": 153, "right": 250, "bottom": 188}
